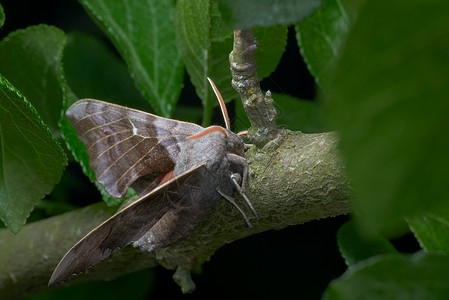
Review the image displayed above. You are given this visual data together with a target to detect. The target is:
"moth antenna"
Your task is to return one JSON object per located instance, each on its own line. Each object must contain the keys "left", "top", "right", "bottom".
{"left": 186, "top": 126, "right": 228, "bottom": 140}
{"left": 207, "top": 77, "right": 230, "bottom": 130}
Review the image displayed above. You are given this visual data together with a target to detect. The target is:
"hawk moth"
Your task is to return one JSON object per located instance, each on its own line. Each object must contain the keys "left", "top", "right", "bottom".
{"left": 48, "top": 78, "right": 259, "bottom": 286}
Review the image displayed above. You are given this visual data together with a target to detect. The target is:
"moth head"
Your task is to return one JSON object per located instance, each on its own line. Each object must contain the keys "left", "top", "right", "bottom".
{"left": 226, "top": 130, "right": 245, "bottom": 157}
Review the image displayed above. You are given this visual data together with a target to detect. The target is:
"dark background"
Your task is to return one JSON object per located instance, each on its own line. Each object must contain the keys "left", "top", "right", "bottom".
{"left": 0, "top": 0, "right": 381, "bottom": 298}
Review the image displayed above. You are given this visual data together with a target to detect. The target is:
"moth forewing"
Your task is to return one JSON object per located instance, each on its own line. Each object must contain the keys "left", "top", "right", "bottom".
{"left": 66, "top": 99, "right": 203, "bottom": 198}
{"left": 50, "top": 78, "right": 259, "bottom": 287}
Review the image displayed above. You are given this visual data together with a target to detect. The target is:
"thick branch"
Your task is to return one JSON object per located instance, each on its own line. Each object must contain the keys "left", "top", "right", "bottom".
{"left": 0, "top": 130, "right": 350, "bottom": 299}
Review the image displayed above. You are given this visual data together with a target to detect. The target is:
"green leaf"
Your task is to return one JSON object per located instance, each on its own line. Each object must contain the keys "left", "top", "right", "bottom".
{"left": 176, "top": 0, "right": 287, "bottom": 125}
{"left": 63, "top": 31, "right": 152, "bottom": 112}
{"left": 337, "top": 220, "right": 397, "bottom": 267}
{"left": 0, "top": 25, "right": 67, "bottom": 137}
{"left": 234, "top": 98, "right": 250, "bottom": 132}
{"left": 218, "top": 0, "right": 323, "bottom": 29}
{"left": 235, "top": 99, "right": 250, "bottom": 132}
{"left": 324, "top": 1, "right": 449, "bottom": 236}
{"left": 0, "top": 74, "right": 67, "bottom": 233}
{"left": 176, "top": 0, "right": 214, "bottom": 125}
{"left": 273, "top": 92, "right": 327, "bottom": 133}
{"left": 80, "top": 0, "right": 184, "bottom": 117}
{"left": 407, "top": 209, "right": 449, "bottom": 255}
{"left": 254, "top": 26, "right": 288, "bottom": 80}
{"left": 295, "top": 0, "right": 362, "bottom": 89}
{"left": 0, "top": 4, "right": 4, "bottom": 28}
{"left": 324, "top": 252, "right": 449, "bottom": 300}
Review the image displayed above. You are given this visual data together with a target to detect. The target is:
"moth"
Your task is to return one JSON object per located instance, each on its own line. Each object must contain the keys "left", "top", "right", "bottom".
{"left": 48, "top": 78, "right": 259, "bottom": 286}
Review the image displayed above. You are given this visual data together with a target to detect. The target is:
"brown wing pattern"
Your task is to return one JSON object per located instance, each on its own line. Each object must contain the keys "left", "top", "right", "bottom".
{"left": 66, "top": 99, "right": 203, "bottom": 198}
{"left": 48, "top": 164, "right": 208, "bottom": 287}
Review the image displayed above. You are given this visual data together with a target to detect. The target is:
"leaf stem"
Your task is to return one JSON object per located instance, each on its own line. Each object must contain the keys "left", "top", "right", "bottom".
{"left": 201, "top": 91, "right": 213, "bottom": 127}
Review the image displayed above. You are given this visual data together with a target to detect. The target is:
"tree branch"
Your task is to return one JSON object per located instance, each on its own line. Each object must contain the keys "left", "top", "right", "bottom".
{"left": 0, "top": 29, "right": 351, "bottom": 298}
{"left": 230, "top": 29, "right": 278, "bottom": 147}
{"left": 0, "top": 130, "right": 349, "bottom": 299}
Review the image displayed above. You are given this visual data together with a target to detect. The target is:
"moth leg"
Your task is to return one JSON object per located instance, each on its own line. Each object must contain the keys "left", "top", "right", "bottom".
{"left": 230, "top": 174, "right": 260, "bottom": 221}
{"left": 217, "top": 188, "right": 253, "bottom": 228}
{"left": 241, "top": 162, "right": 248, "bottom": 193}
{"left": 227, "top": 153, "right": 260, "bottom": 221}
{"left": 227, "top": 154, "right": 248, "bottom": 192}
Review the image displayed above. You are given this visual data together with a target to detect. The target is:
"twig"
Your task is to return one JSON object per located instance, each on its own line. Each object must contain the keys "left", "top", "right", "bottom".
{"left": 229, "top": 29, "right": 279, "bottom": 147}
